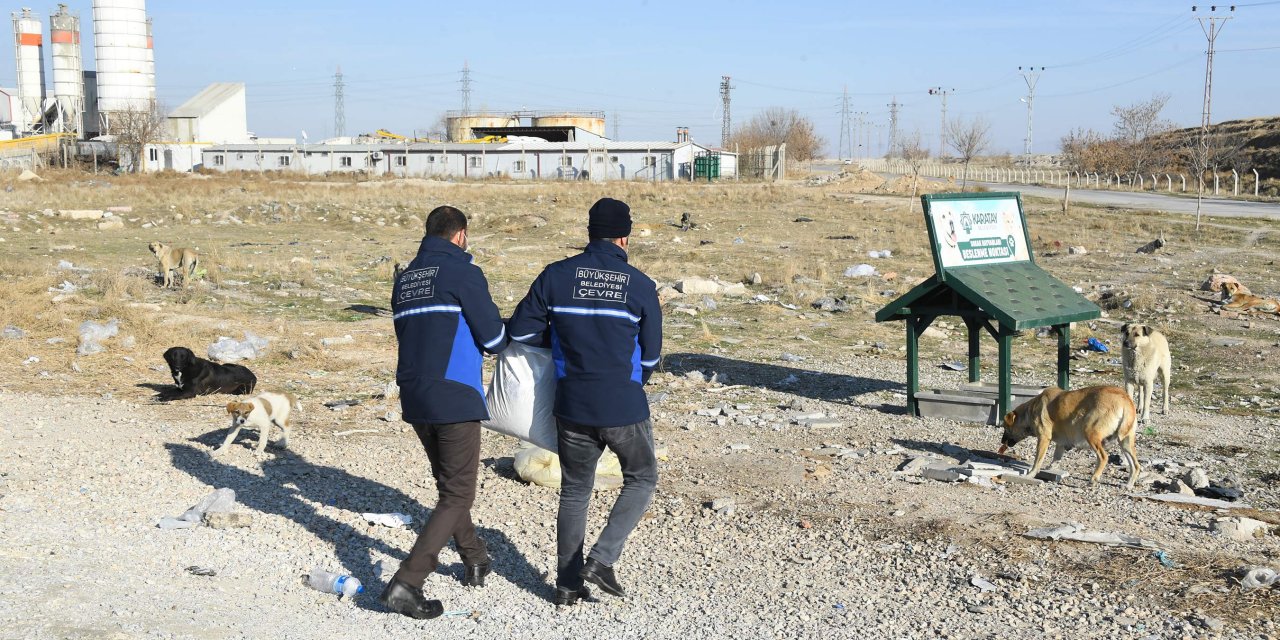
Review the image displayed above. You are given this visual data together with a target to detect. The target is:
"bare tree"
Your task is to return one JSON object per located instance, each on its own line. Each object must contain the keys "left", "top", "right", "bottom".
{"left": 898, "top": 131, "right": 930, "bottom": 212}
{"left": 1112, "top": 93, "right": 1175, "bottom": 183}
{"left": 109, "top": 100, "right": 168, "bottom": 173}
{"left": 729, "top": 107, "right": 825, "bottom": 167}
{"left": 945, "top": 116, "right": 991, "bottom": 191}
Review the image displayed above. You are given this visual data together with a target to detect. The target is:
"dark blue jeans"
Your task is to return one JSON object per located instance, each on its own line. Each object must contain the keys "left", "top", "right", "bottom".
{"left": 555, "top": 417, "right": 658, "bottom": 589}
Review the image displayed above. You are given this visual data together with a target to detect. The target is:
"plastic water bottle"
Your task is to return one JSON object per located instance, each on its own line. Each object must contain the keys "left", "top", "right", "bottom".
{"left": 308, "top": 567, "right": 363, "bottom": 597}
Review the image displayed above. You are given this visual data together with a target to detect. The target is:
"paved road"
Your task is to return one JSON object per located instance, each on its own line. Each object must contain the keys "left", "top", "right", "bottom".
{"left": 971, "top": 181, "right": 1280, "bottom": 220}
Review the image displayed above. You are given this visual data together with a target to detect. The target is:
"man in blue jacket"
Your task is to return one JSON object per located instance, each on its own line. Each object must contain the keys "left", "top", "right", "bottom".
{"left": 380, "top": 205, "right": 509, "bottom": 620}
{"left": 508, "top": 197, "right": 662, "bottom": 606}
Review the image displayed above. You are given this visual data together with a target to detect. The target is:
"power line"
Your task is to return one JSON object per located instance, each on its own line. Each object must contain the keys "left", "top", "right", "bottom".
{"left": 886, "top": 97, "right": 900, "bottom": 157}
{"left": 333, "top": 66, "right": 345, "bottom": 138}
{"left": 460, "top": 62, "right": 474, "bottom": 114}
{"left": 927, "top": 87, "right": 952, "bottom": 156}
{"left": 838, "top": 87, "right": 852, "bottom": 160}
{"left": 720, "top": 75, "right": 733, "bottom": 149}
{"left": 1018, "top": 66, "right": 1043, "bottom": 158}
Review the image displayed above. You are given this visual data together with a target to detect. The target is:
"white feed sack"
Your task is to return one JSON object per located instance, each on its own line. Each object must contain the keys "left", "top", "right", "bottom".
{"left": 483, "top": 342, "right": 559, "bottom": 451}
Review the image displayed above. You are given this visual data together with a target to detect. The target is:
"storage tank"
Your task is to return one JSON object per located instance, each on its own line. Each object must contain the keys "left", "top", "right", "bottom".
{"left": 533, "top": 112, "right": 606, "bottom": 138}
{"left": 50, "top": 4, "right": 84, "bottom": 135}
{"left": 143, "top": 17, "right": 154, "bottom": 100}
{"left": 92, "top": 0, "right": 152, "bottom": 132}
{"left": 11, "top": 8, "right": 46, "bottom": 133}
{"left": 447, "top": 113, "right": 519, "bottom": 142}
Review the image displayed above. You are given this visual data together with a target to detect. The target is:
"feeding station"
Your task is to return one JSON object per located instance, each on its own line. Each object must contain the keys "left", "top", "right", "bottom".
{"left": 875, "top": 192, "right": 1101, "bottom": 424}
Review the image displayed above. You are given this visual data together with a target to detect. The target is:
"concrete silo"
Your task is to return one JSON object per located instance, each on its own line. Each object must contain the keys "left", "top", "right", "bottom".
{"left": 11, "top": 8, "right": 46, "bottom": 134}
{"left": 92, "top": 0, "right": 154, "bottom": 133}
{"left": 50, "top": 3, "right": 84, "bottom": 135}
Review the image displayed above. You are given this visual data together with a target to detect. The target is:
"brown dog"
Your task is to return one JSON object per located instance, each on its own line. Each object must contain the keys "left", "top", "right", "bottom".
{"left": 999, "top": 385, "right": 1140, "bottom": 488}
{"left": 1222, "top": 281, "right": 1279, "bottom": 314}
{"left": 148, "top": 241, "right": 199, "bottom": 288}
{"left": 1120, "top": 323, "right": 1172, "bottom": 422}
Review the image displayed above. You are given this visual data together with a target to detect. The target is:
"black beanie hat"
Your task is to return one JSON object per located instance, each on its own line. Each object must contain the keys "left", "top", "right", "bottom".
{"left": 588, "top": 198, "right": 632, "bottom": 239}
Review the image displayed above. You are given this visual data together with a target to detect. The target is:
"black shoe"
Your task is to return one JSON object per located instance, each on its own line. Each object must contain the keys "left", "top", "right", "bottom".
{"left": 580, "top": 558, "right": 626, "bottom": 598}
{"left": 379, "top": 580, "right": 444, "bottom": 620}
{"left": 552, "top": 585, "right": 591, "bottom": 606}
{"left": 462, "top": 563, "right": 490, "bottom": 588}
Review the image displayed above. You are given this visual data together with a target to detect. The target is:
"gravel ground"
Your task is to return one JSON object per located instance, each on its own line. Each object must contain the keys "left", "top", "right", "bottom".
{"left": 2, "top": 351, "right": 1278, "bottom": 639}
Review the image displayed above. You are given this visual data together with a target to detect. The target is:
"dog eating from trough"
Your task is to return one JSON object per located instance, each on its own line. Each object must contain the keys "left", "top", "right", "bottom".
{"left": 998, "top": 385, "right": 1141, "bottom": 488}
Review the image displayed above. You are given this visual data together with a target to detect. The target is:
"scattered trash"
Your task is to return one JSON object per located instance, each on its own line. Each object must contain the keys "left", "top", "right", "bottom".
{"left": 970, "top": 575, "right": 998, "bottom": 592}
{"left": 157, "top": 488, "right": 236, "bottom": 530}
{"left": 1068, "top": 246, "right": 1088, "bottom": 255}
{"left": 334, "top": 429, "right": 378, "bottom": 437}
{"left": 832, "top": 603, "right": 846, "bottom": 612}
{"left": 1085, "top": 337, "right": 1109, "bottom": 353}
{"left": 16, "top": 169, "right": 42, "bottom": 182}
{"left": 1211, "top": 516, "right": 1270, "bottom": 541}
{"left": 324, "top": 399, "right": 361, "bottom": 410}
{"left": 22, "top": 356, "right": 39, "bottom": 365}
{"left": 361, "top": 512, "right": 412, "bottom": 528}
{"left": 1132, "top": 492, "right": 1250, "bottom": 510}
{"left": 1210, "top": 337, "right": 1245, "bottom": 348}
{"left": 1022, "top": 523, "right": 1161, "bottom": 550}
{"left": 308, "top": 567, "right": 363, "bottom": 597}
{"left": 442, "top": 610, "right": 476, "bottom": 618}
{"left": 320, "top": 335, "right": 354, "bottom": 347}
{"left": 867, "top": 249, "right": 893, "bottom": 259}
{"left": 843, "top": 264, "right": 877, "bottom": 278}
{"left": 941, "top": 361, "right": 967, "bottom": 371}
{"left": 207, "top": 331, "right": 269, "bottom": 363}
{"left": 48, "top": 280, "right": 78, "bottom": 294}
{"left": 2, "top": 325, "right": 26, "bottom": 340}
{"left": 1240, "top": 567, "right": 1280, "bottom": 592}
{"left": 77, "top": 318, "right": 119, "bottom": 356}
{"left": 185, "top": 566, "right": 217, "bottom": 577}
{"left": 794, "top": 216, "right": 814, "bottom": 223}
{"left": 1196, "top": 484, "right": 1244, "bottom": 501}
{"left": 779, "top": 352, "right": 805, "bottom": 362}
{"left": 1153, "top": 550, "right": 1175, "bottom": 568}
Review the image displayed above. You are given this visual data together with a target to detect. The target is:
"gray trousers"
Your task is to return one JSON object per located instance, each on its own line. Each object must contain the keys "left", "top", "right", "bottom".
{"left": 555, "top": 417, "right": 658, "bottom": 589}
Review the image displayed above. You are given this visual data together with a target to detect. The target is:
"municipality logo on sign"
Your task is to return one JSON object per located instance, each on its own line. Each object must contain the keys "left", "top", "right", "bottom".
{"left": 960, "top": 214, "right": 974, "bottom": 235}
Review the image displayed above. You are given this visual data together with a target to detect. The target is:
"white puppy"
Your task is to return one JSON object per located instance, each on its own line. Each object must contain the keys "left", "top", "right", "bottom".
{"left": 220, "top": 391, "right": 301, "bottom": 453}
{"left": 1120, "top": 323, "right": 1171, "bottom": 422}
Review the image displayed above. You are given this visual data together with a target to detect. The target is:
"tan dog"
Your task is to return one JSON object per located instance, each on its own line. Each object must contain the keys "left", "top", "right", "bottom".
{"left": 999, "top": 386, "right": 1140, "bottom": 488}
{"left": 220, "top": 391, "right": 301, "bottom": 454}
{"left": 1222, "top": 281, "right": 1279, "bottom": 314}
{"left": 1120, "top": 323, "right": 1172, "bottom": 422}
{"left": 148, "top": 241, "right": 199, "bottom": 288}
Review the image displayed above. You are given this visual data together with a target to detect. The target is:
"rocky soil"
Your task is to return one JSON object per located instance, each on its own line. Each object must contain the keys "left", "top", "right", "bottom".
{"left": 2, "top": 349, "right": 1277, "bottom": 639}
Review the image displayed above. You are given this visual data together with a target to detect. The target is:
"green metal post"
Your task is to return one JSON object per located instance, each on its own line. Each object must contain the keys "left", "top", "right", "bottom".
{"left": 965, "top": 317, "right": 981, "bottom": 383}
{"left": 997, "top": 325, "right": 1013, "bottom": 419}
{"left": 906, "top": 316, "right": 919, "bottom": 416}
{"left": 1056, "top": 323, "right": 1071, "bottom": 390}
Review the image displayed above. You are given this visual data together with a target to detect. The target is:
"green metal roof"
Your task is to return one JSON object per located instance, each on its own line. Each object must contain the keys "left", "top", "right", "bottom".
{"left": 876, "top": 262, "right": 1100, "bottom": 329}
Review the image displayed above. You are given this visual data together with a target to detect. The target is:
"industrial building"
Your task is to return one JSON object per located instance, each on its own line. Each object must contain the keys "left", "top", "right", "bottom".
{"left": 200, "top": 137, "right": 735, "bottom": 181}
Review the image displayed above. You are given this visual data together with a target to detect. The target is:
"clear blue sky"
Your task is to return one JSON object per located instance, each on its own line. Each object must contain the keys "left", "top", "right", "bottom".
{"left": 3, "top": 1, "right": 1278, "bottom": 156}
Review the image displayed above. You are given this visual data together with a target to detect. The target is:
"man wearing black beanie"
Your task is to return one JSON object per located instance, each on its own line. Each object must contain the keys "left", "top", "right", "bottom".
{"left": 508, "top": 197, "right": 663, "bottom": 606}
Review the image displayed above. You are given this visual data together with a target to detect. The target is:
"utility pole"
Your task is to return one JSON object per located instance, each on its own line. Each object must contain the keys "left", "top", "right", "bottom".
{"left": 1018, "top": 66, "right": 1043, "bottom": 161}
{"left": 1192, "top": 4, "right": 1234, "bottom": 229}
{"left": 838, "top": 86, "right": 852, "bottom": 161}
{"left": 854, "top": 111, "right": 869, "bottom": 158}
{"left": 460, "top": 61, "right": 472, "bottom": 115}
{"left": 333, "top": 66, "right": 345, "bottom": 138}
{"left": 928, "top": 87, "right": 952, "bottom": 156}
{"left": 886, "top": 97, "right": 900, "bottom": 157}
{"left": 720, "top": 75, "right": 733, "bottom": 149}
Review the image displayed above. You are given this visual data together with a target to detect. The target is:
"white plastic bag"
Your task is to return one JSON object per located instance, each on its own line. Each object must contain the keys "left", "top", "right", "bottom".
{"left": 483, "top": 342, "right": 558, "bottom": 451}
{"left": 77, "top": 318, "right": 119, "bottom": 356}
{"left": 207, "top": 331, "right": 269, "bottom": 363}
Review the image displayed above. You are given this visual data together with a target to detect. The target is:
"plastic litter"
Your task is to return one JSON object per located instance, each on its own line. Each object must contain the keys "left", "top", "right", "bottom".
{"left": 1153, "top": 550, "right": 1175, "bottom": 568}
{"left": 157, "top": 488, "right": 236, "bottom": 529}
{"left": 970, "top": 575, "right": 997, "bottom": 592}
{"left": 513, "top": 445, "right": 623, "bottom": 490}
{"left": 1085, "top": 337, "right": 1109, "bottom": 353}
{"left": 1241, "top": 567, "right": 1280, "bottom": 592}
{"left": 442, "top": 610, "right": 476, "bottom": 618}
{"left": 843, "top": 264, "right": 877, "bottom": 278}
{"left": 361, "top": 512, "right": 412, "bottom": 528}
{"left": 48, "top": 280, "right": 78, "bottom": 294}
{"left": 308, "top": 567, "right": 363, "bottom": 597}
{"left": 483, "top": 342, "right": 558, "bottom": 451}
{"left": 77, "top": 319, "right": 119, "bottom": 356}
{"left": 941, "top": 361, "right": 967, "bottom": 371}
{"left": 186, "top": 566, "right": 217, "bottom": 577}
{"left": 2, "top": 326, "right": 26, "bottom": 340}
{"left": 867, "top": 249, "right": 893, "bottom": 259}
{"left": 207, "top": 331, "right": 269, "bottom": 363}
{"left": 1023, "top": 523, "right": 1160, "bottom": 550}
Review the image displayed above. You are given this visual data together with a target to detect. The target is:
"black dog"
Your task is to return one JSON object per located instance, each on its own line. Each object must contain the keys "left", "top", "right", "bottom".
{"left": 160, "top": 346, "right": 257, "bottom": 401}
